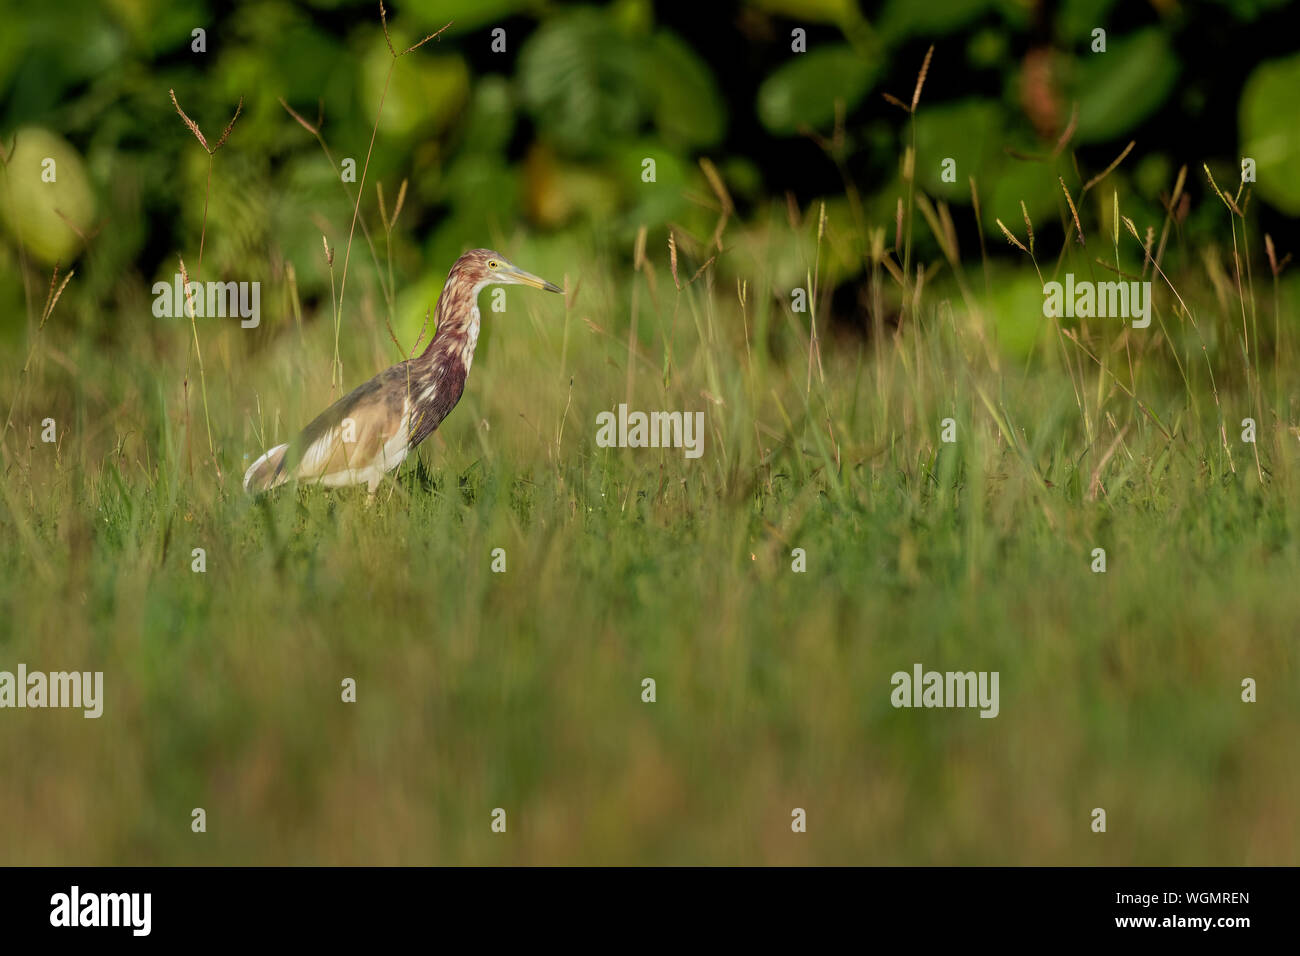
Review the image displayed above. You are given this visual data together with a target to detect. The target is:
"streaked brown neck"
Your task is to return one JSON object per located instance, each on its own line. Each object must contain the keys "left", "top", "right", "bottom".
{"left": 418, "top": 267, "right": 482, "bottom": 365}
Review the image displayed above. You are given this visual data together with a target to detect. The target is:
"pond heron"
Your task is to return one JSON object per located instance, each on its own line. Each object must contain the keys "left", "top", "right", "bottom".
{"left": 243, "top": 248, "right": 562, "bottom": 494}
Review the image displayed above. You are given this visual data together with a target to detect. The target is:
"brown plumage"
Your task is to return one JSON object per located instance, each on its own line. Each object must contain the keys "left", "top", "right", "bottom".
{"left": 243, "top": 249, "right": 562, "bottom": 493}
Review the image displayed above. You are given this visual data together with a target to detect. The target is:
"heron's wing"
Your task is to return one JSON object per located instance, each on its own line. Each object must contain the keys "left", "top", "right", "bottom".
{"left": 276, "top": 364, "right": 412, "bottom": 484}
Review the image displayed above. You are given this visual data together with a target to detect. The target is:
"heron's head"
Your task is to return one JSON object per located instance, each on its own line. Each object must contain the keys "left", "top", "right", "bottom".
{"left": 461, "top": 248, "right": 563, "bottom": 293}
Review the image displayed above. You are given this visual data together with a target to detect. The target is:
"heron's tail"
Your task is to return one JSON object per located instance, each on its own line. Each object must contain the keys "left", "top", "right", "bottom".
{"left": 242, "top": 443, "right": 290, "bottom": 494}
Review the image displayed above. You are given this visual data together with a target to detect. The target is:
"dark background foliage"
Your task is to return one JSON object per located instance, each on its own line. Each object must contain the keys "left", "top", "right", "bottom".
{"left": 2, "top": 0, "right": 1296, "bottom": 345}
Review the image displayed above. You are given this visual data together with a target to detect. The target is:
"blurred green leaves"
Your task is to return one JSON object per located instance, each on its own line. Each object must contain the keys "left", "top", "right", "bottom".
{"left": 879, "top": 0, "right": 996, "bottom": 41}
{"left": 747, "top": 0, "right": 861, "bottom": 25}
{"left": 1240, "top": 52, "right": 1300, "bottom": 215}
{"left": 519, "top": 11, "right": 646, "bottom": 155}
{"left": 0, "top": 128, "right": 96, "bottom": 264}
{"left": 1055, "top": 0, "right": 1121, "bottom": 43}
{"left": 757, "top": 45, "right": 880, "bottom": 136}
{"left": 407, "top": 0, "right": 535, "bottom": 36}
{"left": 363, "top": 40, "right": 469, "bottom": 137}
{"left": 518, "top": 9, "right": 724, "bottom": 155}
{"left": 647, "top": 32, "right": 725, "bottom": 148}
{"left": 985, "top": 268, "right": 1050, "bottom": 359}
{"left": 493, "top": 6, "right": 725, "bottom": 251}
{"left": 0, "top": 0, "right": 1292, "bottom": 349}
{"left": 1070, "top": 29, "right": 1178, "bottom": 143}
{"left": 914, "top": 98, "right": 1003, "bottom": 197}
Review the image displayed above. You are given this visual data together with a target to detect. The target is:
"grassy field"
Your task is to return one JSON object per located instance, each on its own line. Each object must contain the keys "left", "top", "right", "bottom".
{"left": 3, "top": 30, "right": 1299, "bottom": 861}
{"left": 3, "top": 181, "right": 1298, "bottom": 864}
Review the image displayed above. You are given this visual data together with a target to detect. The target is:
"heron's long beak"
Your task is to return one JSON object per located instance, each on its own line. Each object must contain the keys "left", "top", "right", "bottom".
{"left": 504, "top": 264, "right": 563, "bottom": 294}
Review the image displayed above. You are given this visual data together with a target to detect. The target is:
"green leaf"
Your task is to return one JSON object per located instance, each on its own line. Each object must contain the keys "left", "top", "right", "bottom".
{"left": 1072, "top": 29, "right": 1179, "bottom": 143}
{"left": 913, "top": 99, "right": 1004, "bottom": 199}
{"left": 747, "top": 0, "right": 862, "bottom": 25}
{"left": 757, "top": 46, "right": 879, "bottom": 136}
{"left": 879, "top": 0, "right": 996, "bottom": 40}
{"left": 1240, "top": 52, "right": 1300, "bottom": 215}
{"left": 406, "top": 0, "right": 534, "bottom": 36}
{"left": 362, "top": 43, "right": 469, "bottom": 138}
{"left": 645, "top": 32, "right": 725, "bottom": 148}
{"left": 609, "top": 143, "right": 689, "bottom": 230}
{"left": 1056, "top": 0, "right": 1121, "bottom": 41}
{"left": 518, "top": 11, "right": 647, "bottom": 156}
{"left": 0, "top": 128, "right": 96, "bottom": 265}
{"left": 460, "top": 76, "right": 516, "bottom": 154}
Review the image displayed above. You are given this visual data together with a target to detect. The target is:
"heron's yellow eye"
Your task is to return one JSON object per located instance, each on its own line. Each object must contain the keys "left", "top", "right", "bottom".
{"left": 488, "top": 259, "right": 500, "bottom": 270}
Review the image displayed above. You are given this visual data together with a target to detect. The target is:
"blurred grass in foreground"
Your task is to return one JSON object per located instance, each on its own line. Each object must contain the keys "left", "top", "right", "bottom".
{"left": 2, "top": 189, "right": 1298, "bottom": 862}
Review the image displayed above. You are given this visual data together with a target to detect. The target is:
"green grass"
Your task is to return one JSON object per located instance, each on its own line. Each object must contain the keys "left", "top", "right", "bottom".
{"left": 2, "top": 202, "right": 1299, "bottom": 863}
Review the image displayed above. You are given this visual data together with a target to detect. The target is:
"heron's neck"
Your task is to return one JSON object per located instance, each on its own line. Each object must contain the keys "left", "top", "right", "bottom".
{"left": 419, "top": 279, "right": 488, "bottom": 372}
